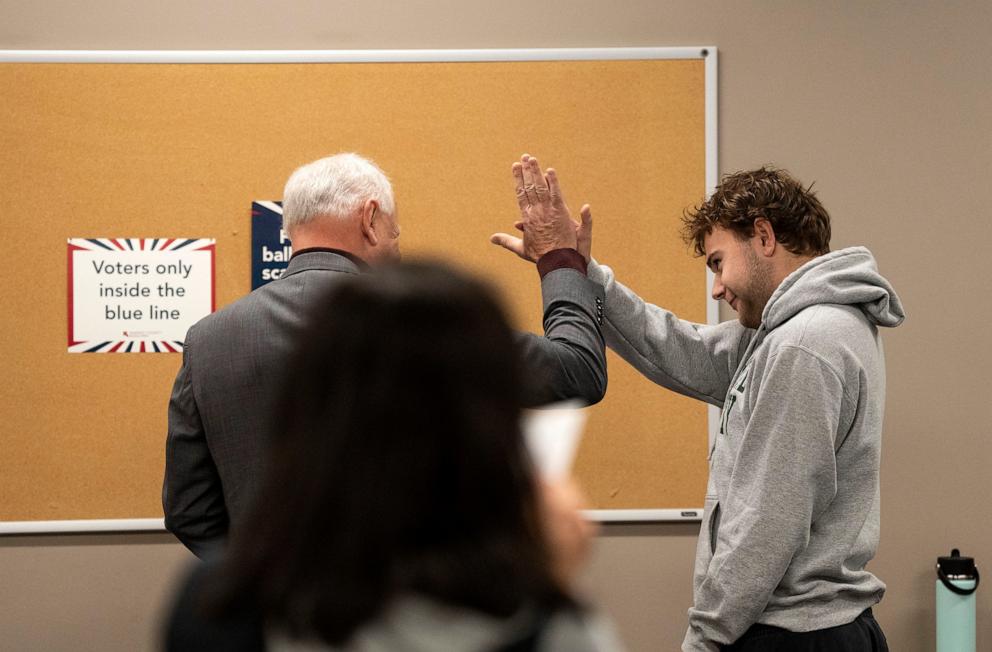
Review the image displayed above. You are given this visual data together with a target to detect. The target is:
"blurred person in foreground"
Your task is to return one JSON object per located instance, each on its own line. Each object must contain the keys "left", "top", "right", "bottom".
{"left": 163, "top": 261, "right": 623, "bottom": 652}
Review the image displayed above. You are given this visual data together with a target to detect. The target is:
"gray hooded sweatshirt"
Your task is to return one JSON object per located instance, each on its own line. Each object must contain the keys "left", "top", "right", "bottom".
{"left": 588, "top": 247, "right": 905, "bottom": 651}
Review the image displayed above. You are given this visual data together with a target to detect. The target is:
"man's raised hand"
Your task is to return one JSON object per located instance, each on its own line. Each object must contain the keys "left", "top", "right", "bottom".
{"left": 491, "top": 154, "right": 592, "bottom": 263}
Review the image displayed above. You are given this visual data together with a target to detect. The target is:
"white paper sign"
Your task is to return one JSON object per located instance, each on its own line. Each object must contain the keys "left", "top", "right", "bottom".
{"left": 522, "top": 400, "right": 588, "bottom": 480}
{"left": 67, "top": 238, "right": 215, "bottom": 353}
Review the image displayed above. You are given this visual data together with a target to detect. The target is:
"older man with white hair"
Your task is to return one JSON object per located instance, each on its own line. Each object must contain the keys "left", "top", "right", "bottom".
{"left": 163, "top": 153, "right": 607, "bottom": 557}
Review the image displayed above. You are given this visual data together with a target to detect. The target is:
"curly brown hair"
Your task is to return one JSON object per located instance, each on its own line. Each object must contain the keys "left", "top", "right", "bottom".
{"left": 681, "top": 167, "right": 831, "bottom": 257}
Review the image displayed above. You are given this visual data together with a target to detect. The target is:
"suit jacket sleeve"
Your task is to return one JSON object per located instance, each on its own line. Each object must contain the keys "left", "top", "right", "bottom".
{"left": 163, "top": 326, "right": 228, "bottom": 558}
{"left": 516, "top": 267, "right": 608, "bottom": 407}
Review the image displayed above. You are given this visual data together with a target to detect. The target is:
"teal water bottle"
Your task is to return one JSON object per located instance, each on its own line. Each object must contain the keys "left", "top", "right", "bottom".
{"left": 936, "top": 548, "right": 979, "bottom": 652}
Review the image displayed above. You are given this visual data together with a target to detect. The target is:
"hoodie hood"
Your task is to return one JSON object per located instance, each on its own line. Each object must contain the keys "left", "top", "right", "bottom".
{"left": 762, "top": 246, "right": 905, "bottom": 330}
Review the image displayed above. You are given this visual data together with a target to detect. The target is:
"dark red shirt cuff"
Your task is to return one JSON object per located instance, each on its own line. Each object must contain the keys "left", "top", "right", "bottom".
{"left": 536, "top": 248, "right": 588, "bottom": 279}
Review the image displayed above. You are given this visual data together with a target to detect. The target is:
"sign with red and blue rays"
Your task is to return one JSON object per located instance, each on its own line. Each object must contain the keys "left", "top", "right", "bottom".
{"left": 67, "top": 238, "right": 216, "bottom": 353}
{"left": 251, "top": 201, "right": 291, "bottom": 290}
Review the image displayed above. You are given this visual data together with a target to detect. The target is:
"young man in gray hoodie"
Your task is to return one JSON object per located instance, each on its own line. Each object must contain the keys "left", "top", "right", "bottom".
{"left": 493, "top": 160, "right": 905, "bottom": 651}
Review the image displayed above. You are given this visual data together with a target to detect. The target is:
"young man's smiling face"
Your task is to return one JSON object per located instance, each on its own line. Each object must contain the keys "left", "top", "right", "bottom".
{"left": 704, "top": 226, "right": 775, "bottom": 329}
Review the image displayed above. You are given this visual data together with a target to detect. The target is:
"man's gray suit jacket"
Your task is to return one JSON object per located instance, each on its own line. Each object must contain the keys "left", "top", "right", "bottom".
{"left": 163, "top": 250, "right": 606, "bottom": 557}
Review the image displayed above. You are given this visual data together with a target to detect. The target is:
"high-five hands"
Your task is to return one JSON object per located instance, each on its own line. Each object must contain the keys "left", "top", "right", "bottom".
{"left": 491, "top": 154, "right": 593, "bottom": 263}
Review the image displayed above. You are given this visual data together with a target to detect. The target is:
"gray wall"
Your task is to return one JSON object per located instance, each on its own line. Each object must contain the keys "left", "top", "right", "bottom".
{"left": 2, "top": 1, "right": 989, "bottom": 650}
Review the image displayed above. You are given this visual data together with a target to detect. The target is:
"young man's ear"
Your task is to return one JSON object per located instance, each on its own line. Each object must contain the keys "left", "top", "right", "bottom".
{"left": 753, "top": 218, "right": 777, "bottom": 256}
{"left": 360, "top": 199, "right": 380, "bottom": 247}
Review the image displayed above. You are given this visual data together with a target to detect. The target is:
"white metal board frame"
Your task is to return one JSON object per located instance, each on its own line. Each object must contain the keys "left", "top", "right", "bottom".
{"left": 0, "top": 46, "right": 718, "bottom": 533}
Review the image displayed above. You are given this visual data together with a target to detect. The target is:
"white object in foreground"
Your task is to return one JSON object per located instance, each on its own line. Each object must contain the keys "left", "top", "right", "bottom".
{"left": 522, "top": 400, "right": 588, "bottom": 481}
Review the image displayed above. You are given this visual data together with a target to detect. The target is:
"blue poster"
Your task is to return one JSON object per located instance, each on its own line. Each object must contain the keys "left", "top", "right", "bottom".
{"left": 251, "top": 201, "right": 292, "bottom": 290}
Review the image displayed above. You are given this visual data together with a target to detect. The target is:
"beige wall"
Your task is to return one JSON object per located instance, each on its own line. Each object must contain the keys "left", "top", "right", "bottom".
{"left": 2, "top": 1, "right": 989, "bottom": 650}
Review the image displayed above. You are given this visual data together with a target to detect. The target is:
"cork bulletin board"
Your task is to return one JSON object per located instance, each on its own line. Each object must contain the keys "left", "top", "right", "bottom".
{"left": 0, "top": 48, "right": 717, "bottom": 531}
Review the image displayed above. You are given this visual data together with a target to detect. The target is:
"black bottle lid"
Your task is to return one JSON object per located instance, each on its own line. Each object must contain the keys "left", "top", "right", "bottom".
{"left": 938, "top": 548, "right": 977, "bottom": 577}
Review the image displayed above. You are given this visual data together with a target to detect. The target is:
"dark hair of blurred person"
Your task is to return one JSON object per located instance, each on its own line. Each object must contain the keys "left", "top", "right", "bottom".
{"left": 164, "top": 260, "right": 619, "bottom": 651}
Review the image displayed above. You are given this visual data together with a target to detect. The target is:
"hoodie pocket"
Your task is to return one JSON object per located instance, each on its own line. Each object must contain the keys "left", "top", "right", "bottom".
{"left": 693, "top": 494, "right": 720, "bottom": 589}
{"left": 706, "top": 495, "right": 721, "bottom": 555}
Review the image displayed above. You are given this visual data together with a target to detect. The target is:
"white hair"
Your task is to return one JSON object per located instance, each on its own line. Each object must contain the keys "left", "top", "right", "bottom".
{"left": 282, "top": 153, "right": 395, "bottom": 231}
